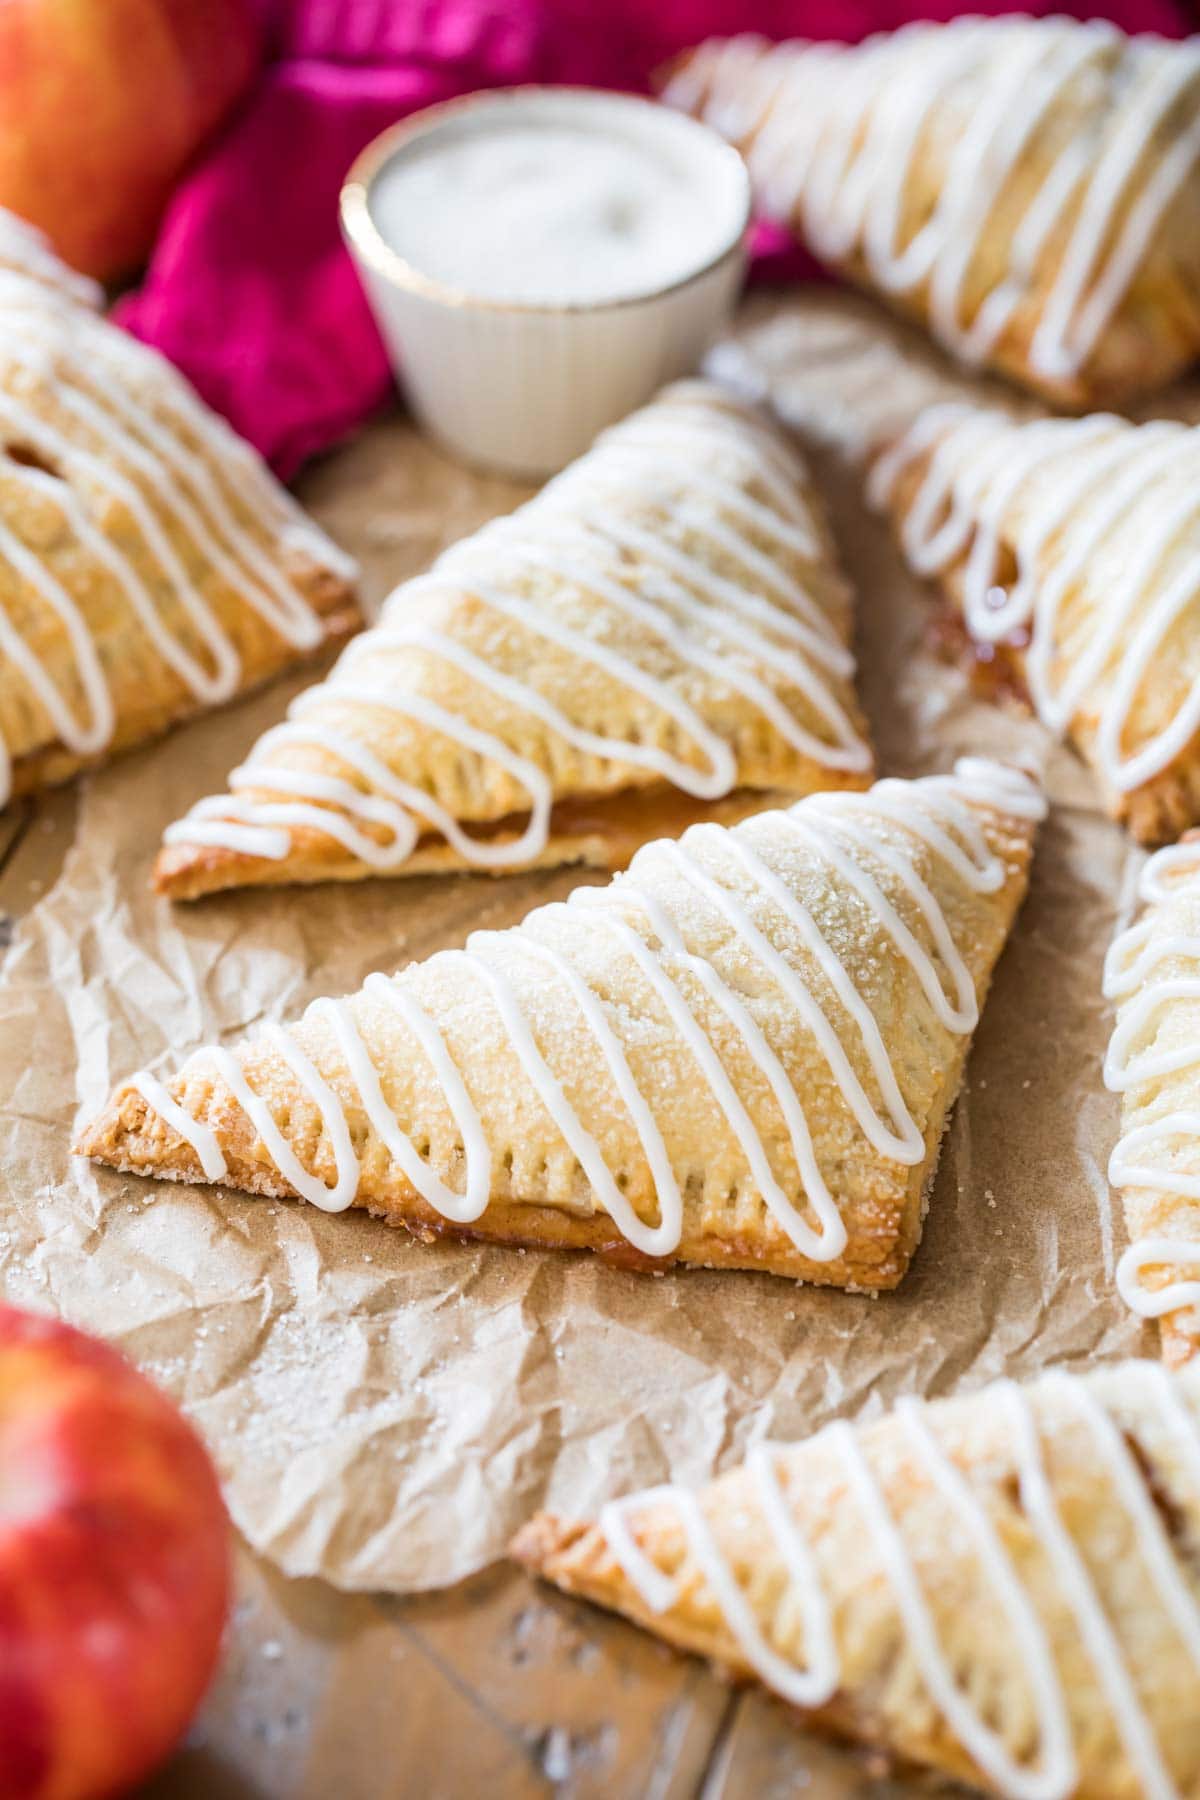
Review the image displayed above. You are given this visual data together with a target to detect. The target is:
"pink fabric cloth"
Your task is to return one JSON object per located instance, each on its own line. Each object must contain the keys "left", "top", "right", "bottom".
{"left": 118, "top": 0, "right": 1199, "bottom": 478}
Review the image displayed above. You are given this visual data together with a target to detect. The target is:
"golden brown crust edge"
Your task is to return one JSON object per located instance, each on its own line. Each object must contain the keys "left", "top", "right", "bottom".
{"left": 73, "top": 1080, "right": 917, "bottom": 1287}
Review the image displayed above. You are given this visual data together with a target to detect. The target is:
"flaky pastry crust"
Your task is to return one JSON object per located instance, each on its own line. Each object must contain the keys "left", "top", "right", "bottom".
{"left": 872, "top": 406, "right": 1200, "bottom": 846}
{"left": 1105, "top": 835, "right": 1200, "bottom": 1366}
{"left": 515, "top": 1359, "right": 1200, "bottom": 1799}
{"left": 661, "top": 21, "right": 1200, "bottom": 408}
{"left": 153, "top": 381, "right": 873, "bottom": 900}
{"left": 0, "top": 228, "right": 359, "bottom": 806}
{"left": 79, "top": 761, "right": 1040, "bottom": 1287}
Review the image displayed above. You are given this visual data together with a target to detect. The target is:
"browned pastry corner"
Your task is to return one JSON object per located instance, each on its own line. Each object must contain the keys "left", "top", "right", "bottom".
{"left": 153, "top": 380, "right": 874, "bottom": 900}
{"left": 660, "top": 20, "right": 1200, "bottom": 407}
{"left": 79, "top": 759, "right": 1041, "bottom": 1288}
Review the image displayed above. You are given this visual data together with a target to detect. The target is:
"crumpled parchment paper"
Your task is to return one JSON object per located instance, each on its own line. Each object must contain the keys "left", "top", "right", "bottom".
{"left": 0, "top": 292, "right": 1179, "bottom": 1595}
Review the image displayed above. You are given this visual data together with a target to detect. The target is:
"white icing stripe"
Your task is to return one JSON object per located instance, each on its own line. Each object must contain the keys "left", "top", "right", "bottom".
{"left": 1044, "top": 1373, "right": 1200, "bottom": 1671}
{"left": 1138, "top": 844, "right": 1200, "bottom": 905}
{"left": 997, "top": 1379, "right": 1179, "bottom": 1800}
{"left": 600, "top": 1368, "right": 1199, "bottom": 1798}
{"left": 129, "top": 1071, "right": 228, "bottom": 1183}
{"left": 0, "top": 507, "right": 113, "bottom": 761}
{"left": 1118, "top": 1239, "right": 1200, "bottom": 1319}
{"left": 1110, "top": 1115, "right": 1200, "bottom": 1204}
{"left": 832, "top": 1405, "right": 1076, "bottom": 1800}
{"left": 318, "top": 987, "right": 491, "bottom": 1224}
{"left": 581, "top": 441, "right": 820, "bottom": 560}
{"left": 135, "top": 761, "right": 1037, "bottom": 1268}
{"left": 567, "top": 505, "right": 854, "bottom": 676}
{"left": 666, "top": 20, "right": 1200, "bottom": 382}
{"left": 498, "top": 932, "right": 682, "bottom": 1255}
{"left": 165, "top": 388, "right": 871, "bottom": 869}
{"left": 1105, "top": 977, "right": 1200, "bottom": 1089}
{"left": 568, "top": 883, "right": 848, "bottom": 1260}
{"left": 209, "top": 1029, "right": 358, "bottom": 1213}
{"left": 401, "top": 574, "right": 738, "bottom": 801}
{"left": 1105, "top": 847, "right": 1200, "bottom": 1323}
{"left": 473, "top": 535, "right": 865, "bottom": 771}
{"left": 0, "top": 393, "right": 239, "bottom": 704}
{"left": 8, "top": 335, "right": 324, "bottom": 649}
{"left": 1146, "top": 1361, "right": 1200, "bottom": 1493}
{"left": 807, "top": 779, "right": 1013, "bottom": 894}
{"left": 871, "top": 407, "right": 1200, "bottom": 794}
{"left": 600, "top": 1446, "right": 840, "bottom": 1707}
{"left": 668, "top": 826, "right": 924, "bottom": 1161}
{"left": 0, "top": 306, "right": 345, "bottom": 803}
{"left": 779, "top": 809, "right": 978, "bottom": 1032}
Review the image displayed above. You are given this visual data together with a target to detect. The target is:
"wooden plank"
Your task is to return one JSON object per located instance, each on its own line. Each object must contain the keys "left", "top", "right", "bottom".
{"left": 394, "top": 1565, "right": 730, "bottom": 1797}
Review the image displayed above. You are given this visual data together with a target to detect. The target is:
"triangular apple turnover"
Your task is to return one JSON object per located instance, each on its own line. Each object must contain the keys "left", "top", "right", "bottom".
{"left": 514, "top": 1358, "right": 1200, "bottom": 1800}
{"left": 78, "top": 759, "right": 1042, "bottom": 1287}
{"left": 870, "top": 404, "right": 1200, "bottom": 845}
{"left": 661, "top": 18, "right": 1200, "bottom": 407}
{"left": 1104, "top": 838, "right": 1200, "bottom": 1366}
{"left": 0, "top": 218, "right": 359, "bottom": 805}
{"left": 153, "top": 381, "right": 873, "bottom": 900}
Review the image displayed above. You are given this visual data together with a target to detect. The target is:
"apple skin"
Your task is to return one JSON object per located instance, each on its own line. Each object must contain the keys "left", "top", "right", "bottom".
{"left": 0, "top": 0, "right": 262, "bottom": 280}
{"left": 0, "top": 1307, "right": 231, "bottom": 1800}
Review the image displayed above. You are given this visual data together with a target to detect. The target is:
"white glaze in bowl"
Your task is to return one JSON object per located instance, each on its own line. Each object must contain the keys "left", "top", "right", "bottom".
{"left": 340, "top": 87, "right": 751, "bottom": 478}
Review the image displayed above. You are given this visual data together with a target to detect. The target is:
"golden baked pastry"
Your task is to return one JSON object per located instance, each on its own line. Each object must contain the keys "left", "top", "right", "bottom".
{"left": 78, "top": 759, "right": 1042, "bottom": 1287}
{"left": 870, "top": 404, "right": 1200, "bottom": 846}
{"left": 515, "top": 1357, "right": 1200, "bottom": 1800}
{"left": 661, "top": 19, "right": 1200, "bottom": 407}
{"left": 0, "top": 219, "right": 360, "bottom": 805}
{"left": 153, "top": 380, "right": 873, "bottom": 900}
{"left": 1105, "top": 837, "right": 1200, "bottom": 1367}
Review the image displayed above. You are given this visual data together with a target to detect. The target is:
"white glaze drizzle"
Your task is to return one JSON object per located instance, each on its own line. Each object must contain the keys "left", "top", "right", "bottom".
{"left": 1105, "top": 843, "right": 1200, "bottom": 1322}
{"left": 10, "top": 321, "right": 329, "bottom": 644}
{"left": 162, "top": 387, "right": 870, "bottom": 870}
{"left": 0, "top": 208, "right": 102, "bottom": 310}
{"left": 0, "top": 304, "right": 350, "bottom": 803}
{"left": 665, "top": 20, "right": 1200, "bottom": 382}
{"left": 870, "top": 405, "right": 1200, "bottom": 794}
{"left": 995, "top": 1377, "right": 1181, "bottom": 1800}
{"left": 131, "top": 761, "right": 1038, "bottom": 1268}
{"left": 599, "top": 1365, "right": 1200, "bottom": 1800}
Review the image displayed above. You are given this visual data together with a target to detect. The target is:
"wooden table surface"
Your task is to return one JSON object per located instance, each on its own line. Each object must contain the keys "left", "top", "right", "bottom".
{"left": 0, "top": 775, "right": 907, "bottom": 1800}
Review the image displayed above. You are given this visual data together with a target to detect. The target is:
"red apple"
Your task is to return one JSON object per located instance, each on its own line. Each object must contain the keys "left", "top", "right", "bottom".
{"left": 0, "top": 0, "right": 262, "bottom": 280}
{"left": 0, "top": 1306, "right": 231, "bottom": 1799}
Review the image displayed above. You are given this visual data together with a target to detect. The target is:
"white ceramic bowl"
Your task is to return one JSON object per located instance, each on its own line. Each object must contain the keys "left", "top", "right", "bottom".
{"left": 340, "top": 87, "right": 751, "bottom": 479}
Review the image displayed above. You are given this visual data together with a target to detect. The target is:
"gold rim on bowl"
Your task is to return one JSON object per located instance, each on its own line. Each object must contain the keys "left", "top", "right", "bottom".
{"left": 339, "top": 86, "right": 752, "bottom": 317}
